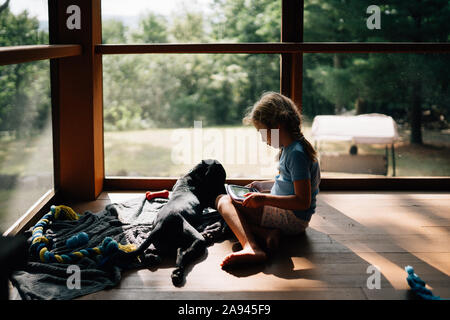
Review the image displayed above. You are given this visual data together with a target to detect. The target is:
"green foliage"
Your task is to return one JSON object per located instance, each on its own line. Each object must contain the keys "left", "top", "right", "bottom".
{"left": 102, "top": 0, "right": 281, "bottom": 130}
{"left": 211, "top": 0, "right": 280, "bottom": 42}
{"left": 103, "top": 19, "right": 128, "bottom": 44}
{"left": 303, "top": 0, "right": 450, "bottom": 143}
{"left": 131, "top": 13, "right": 168, "bottom": 43}
{"left": 170, "top": 9, "right": 206, "bottom": 42}
{"left": 0, "top": 7, "right": 49, "bottom": 136}
{"left": 1, "top": 1, "right": 448, "bottom": 142}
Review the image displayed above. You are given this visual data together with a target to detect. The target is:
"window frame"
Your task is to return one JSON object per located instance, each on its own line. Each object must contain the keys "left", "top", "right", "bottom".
{"left": 1, "top": 0, "right": 449, "bottom": 235}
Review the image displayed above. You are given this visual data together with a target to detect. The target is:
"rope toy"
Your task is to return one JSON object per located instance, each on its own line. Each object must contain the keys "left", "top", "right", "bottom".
{"left": 29, "top": 205, "right": 136, "bottom": 265}
{"left": 146, "top": 190, "right": 170, "bottom": 201}
{"left": 405, "top": 265, "right": 443, "bottom": 300}
{"left": 66, "top": 232, "right": 89, "bottom": 249}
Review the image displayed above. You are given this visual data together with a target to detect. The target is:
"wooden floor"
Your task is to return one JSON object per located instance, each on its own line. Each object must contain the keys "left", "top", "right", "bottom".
{"left": 13, "top": 191, "right": 450, "bottom": 300}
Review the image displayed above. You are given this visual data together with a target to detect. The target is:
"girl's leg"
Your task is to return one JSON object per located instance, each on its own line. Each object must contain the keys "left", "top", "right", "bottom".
{"left": 232, "top": 202, "right": 281, "bottom": 253}
{"left": 249, "top": 224, "right": 281, "bottom": 253}
{"left": 215, "top": 194, "right": 266, "bottom": 268}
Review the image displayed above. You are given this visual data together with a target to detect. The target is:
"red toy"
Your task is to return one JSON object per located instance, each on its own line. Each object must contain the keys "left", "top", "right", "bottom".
{"left": 146, "top": 190, "right": 170, "bottom": 201}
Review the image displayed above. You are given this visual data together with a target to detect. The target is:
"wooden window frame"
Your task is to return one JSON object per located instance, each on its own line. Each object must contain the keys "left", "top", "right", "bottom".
{"left": 1, "top": 0, "right": 450, "bottom": 235}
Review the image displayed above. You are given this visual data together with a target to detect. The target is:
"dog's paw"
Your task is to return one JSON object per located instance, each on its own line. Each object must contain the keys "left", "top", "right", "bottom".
{"left": 171, "top": 268, "right": 185, "bottom": 286}
{"left": 201, "top": 228, "right": 221, "bottom": 244}
{"left": 201, "top": 230, "right": 213, "bottom": 241}
{"left": 141, "top": 253, "right": 161, "bottom": 266}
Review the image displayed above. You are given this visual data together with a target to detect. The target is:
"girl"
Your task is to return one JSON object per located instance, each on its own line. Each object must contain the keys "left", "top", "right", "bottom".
{"left": 215, "top": 92, "right": 321, "bottom": 268}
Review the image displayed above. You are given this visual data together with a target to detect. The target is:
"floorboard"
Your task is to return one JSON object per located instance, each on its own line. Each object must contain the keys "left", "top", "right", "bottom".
{"left": 25, "top": 191, "right": 450, "bottom": 300}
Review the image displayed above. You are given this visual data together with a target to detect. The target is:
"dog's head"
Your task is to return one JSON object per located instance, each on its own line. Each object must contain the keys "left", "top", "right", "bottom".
{"left": 186, "top": 159, "right": 226, "bottom": 207}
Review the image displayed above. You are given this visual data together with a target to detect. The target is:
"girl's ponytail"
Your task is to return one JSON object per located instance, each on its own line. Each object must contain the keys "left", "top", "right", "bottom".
{"left": 299, "top": 135, "right": 318, "bottom": 163}
{"left": 291, "top": 125, "right": 318, "bottom": 163}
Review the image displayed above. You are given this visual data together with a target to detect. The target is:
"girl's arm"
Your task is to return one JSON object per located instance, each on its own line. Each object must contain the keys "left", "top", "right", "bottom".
{"left": 243, "top": 179, "right": 311, "bottom": 211}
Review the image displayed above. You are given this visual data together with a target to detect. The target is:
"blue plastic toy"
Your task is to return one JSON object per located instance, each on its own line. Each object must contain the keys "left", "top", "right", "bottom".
{"left": 405, "top": 265, "right": 442, "bottom": 300}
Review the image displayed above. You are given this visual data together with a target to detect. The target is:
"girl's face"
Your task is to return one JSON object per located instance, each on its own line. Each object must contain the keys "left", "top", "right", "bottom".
{"left": 254, "top": 121, "right": 280, "bottom": 147}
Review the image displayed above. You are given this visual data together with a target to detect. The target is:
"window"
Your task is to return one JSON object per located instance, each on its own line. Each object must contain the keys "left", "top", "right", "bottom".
{"left": 101, "top": 0, "right": 449, "bottom": 182}
{"left": 303, "top": 53, "right": 450, "bottom": 177}
{"left": 103, "top": 53, "right": 280, "bottom": 178}
{"left": 0, "top": 60, "right": 53, "bottom": 232}
{"left": 102, "top": 0, "right": 281, "bottom": 44}
{"left": 303, "top": 0, "right": 450, "bottom": 43}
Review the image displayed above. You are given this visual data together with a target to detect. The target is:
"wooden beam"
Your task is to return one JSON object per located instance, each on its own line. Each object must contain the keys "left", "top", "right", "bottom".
{"left": 96, "top": 42, "right": 450, "bottom": 54}
{"left": 49, "top": 0, "right": 104, "bottom": 201}
{"left": 298, "top": 42, "right": 450, "bottom": 53}
{"left": 104, "top": 177, "right": 450, "bottom": 192}
{"left": 0, "top": 45, "right": 82, "bottom": 66}
{"left": 281, "top": 0, "right": 303, "bottom": 110}
{"left": 96, "top": 43, "right": 295, "bottom": 54}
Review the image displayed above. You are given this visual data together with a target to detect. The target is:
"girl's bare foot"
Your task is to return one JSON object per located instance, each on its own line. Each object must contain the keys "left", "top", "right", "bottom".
{"left": 220, "top": 245, "right": 266, "bottom": 268}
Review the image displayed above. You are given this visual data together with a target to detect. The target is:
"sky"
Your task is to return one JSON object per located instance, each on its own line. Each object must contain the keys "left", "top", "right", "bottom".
{"left": 8, "top": 0, "right": 213, "bottom": 21}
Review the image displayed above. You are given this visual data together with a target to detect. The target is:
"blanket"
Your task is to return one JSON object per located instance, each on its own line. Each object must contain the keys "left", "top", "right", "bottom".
{"left": 10, "top": 195, "right": 227, "bottom": 300}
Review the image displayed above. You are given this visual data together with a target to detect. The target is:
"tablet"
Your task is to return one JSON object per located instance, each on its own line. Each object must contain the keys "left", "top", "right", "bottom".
{"left": 225, "top": 184, "right": 258, "bottom": 202}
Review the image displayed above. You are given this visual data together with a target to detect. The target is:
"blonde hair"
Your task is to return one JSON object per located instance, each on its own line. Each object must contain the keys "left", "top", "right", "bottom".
{"left": 244, "top": 92, "right": 318, "bottom": 162}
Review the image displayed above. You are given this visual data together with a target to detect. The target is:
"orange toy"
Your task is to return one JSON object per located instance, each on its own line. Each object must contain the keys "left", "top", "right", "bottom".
{"left": 146, "top": 190, "right": 170, "bottom": 201}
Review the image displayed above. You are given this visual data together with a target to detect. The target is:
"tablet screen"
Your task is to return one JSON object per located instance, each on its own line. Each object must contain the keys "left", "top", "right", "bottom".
{"left": 229, "top": 185, "right": 253, "bottom": 198}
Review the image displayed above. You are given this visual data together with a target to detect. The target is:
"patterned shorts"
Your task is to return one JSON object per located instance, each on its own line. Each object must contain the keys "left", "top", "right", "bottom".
{"left": 261, "top": 206, "right": 309, "bottom": 235}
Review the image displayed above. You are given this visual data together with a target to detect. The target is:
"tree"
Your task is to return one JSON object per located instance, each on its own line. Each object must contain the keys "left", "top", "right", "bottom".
{"left": 0, "top": 0, "right": 10, "bottom": 14}
{"left": 103, "top": 19, "right": 128, "bottom": 44}
{"left": 379, "top": 0, "right": 450, "bottom": 144}
{"left": 170, "top": 9, "right": 206, "bottom": 43}
{"left": 132, "top": 13, "right": 168, "bottom": 43}
{"left": 0, "top": 7, "right": 49, "bottom": 136}
{"left": 209, "top": 0, "right": 280, "bottom": 121}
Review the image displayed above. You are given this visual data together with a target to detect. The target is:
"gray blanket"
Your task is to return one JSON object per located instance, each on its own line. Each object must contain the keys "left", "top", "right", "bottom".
{"left": 10, "top": 195, "right": 226, "bottom": 300}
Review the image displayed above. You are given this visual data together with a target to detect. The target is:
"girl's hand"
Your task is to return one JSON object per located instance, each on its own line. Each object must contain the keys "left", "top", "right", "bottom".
{"left": 242, "top": 192, "right": 266, "bottom": 208}
{"left": 245, "top": 181, "right": 262, "bottom": 192}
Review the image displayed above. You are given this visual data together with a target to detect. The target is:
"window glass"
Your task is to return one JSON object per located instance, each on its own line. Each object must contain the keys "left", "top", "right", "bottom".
{"left": 103, "top": 53, "right": 280, "bottom": 178}
{"left": 1, "top": 0, "right": 48, "bottom": 45}
{"left": 0, "top": 60, "right": 53, "bottom": 232}
{"left": 102, "top": 0, "right": 281, "bottom": 44}
{"left": 304, "top": 0, "right": 450, "bottom": 42}
{"left": 303, "top": 53, "right": 450, "bottom": 177}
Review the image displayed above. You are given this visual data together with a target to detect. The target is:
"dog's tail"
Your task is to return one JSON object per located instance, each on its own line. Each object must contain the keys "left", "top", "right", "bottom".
{"left": 106, "top": 229, "right": 157, "bottom": 268}
{"left": 130, "top": 229, "right": 157, "bottom": 258}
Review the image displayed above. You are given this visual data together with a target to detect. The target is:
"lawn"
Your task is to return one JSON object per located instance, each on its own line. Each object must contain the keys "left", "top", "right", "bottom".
{"left": 104, "top": 124, "right": 450, "bottom": 178}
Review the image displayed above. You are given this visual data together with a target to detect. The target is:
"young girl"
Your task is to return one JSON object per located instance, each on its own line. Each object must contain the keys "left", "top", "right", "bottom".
{"left": 215, "top": 92, "right": 321, "bottom": 268}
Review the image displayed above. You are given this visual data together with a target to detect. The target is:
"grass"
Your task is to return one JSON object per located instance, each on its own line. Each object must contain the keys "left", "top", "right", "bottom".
{"left": 104, "top": 124, "right": 450, "bottom": 178}
{"left": 104, "top": 126, "right": 281, "bottom": 178}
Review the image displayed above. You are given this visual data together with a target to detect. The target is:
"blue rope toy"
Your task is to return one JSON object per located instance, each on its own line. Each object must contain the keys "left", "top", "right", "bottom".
{"left": 29, "top": 205, "right": 136, "bottom": 265}
{"left": 405, "top": 265, "right": 443, "bottom": 300}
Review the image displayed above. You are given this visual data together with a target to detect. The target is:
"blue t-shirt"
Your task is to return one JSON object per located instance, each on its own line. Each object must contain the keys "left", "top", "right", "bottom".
{"left": 270, "top": 140, "right": 321, "bottom": 222}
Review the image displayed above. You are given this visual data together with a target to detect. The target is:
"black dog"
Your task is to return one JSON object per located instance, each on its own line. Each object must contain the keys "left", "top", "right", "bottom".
{"left": 114, "top": 159, "right": 227, "bottom": 286}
